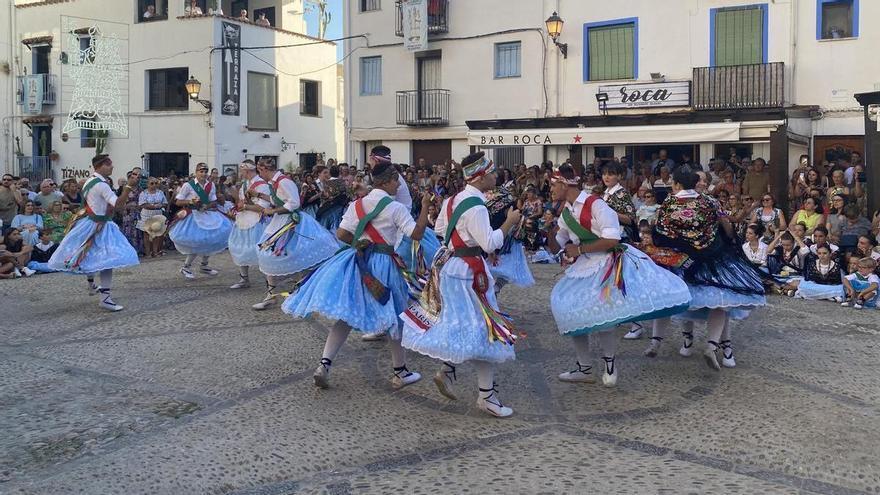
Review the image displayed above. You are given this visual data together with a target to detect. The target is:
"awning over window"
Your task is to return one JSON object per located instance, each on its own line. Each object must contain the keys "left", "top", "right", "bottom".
{"left": 467, "top": 122, "right": 744, "bottom": 147}
{"left": 21, "top": 35, "right": 53, "bottom": 46}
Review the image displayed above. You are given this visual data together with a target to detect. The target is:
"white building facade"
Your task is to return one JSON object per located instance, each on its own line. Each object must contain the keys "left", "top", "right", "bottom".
{"left": 3, "top": 0, "right": 342, "bottom": 181}
{"left": 344, "top": 0, "right": 879, "bottom": 206}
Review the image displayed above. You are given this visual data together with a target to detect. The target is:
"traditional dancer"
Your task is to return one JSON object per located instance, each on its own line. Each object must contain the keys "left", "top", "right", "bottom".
{"left": 315, "top": 165, "right": 349, "bottom": 233}
{"left": 401, "top": 152, "right": 522, "bottom": 418}
{"left": 644, "top": 166, "right": 767, "bottom": 370}
{"left": 253, "top": 159, "right": 339, "bottom": 310}
{"left": 547, "top": 164, "right": 691, "bottom": 386}
{"left": 486, "top": 176, "right": 534, "bottom": 292}
{"left": 169, "top": 163, "right": 233, "bottom": 279}
{"left": 228, "top": 160, "right": 271, "bottom": 289}
{"left": 48, "top": 154, "right": 140, "bottom": 311}
{"left": 361, "top": 145, "right": 441, "bottom": 340}
{"left": 282, "top": 161, "right": 433, "bottom": 389}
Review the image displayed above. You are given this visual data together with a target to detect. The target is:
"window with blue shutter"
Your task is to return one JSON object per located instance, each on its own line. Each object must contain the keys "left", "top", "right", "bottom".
{"left": 583, "top": 19, "right": 638, "bottom": 82}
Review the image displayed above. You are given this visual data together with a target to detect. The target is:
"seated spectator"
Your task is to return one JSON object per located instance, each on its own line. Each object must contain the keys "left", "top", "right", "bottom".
{"left": 636, "top": 190, "right": 659, "bottom": 225}
{"left": 792, "top": 244, "right": 844, "bottom": 302}
{"left": 766, "top": 231, "right": 805, "bottom": 281}
{"left": 742, "top": 223, "right": 769, "bottom": 268}
{"left": 826, "top": 194, "right": 848, "bottom": 243}
{"left": 60, "top": 180, "right": 82, "bottom": 209}
{"left": 0, "top": 227, "right": 35, "bottom": 277}
{"left": 750, "top": 193, "right": 786, "bottom": 243}
{"left": 26, "top": 230, "right": 58, "bottom": 273}
{"left": 790, "top": 222, "right": 808, "bottom": 245}
{"left": 791, "top": 197, "right": 824, "bottom": 235}
{"left": 652, "top": 166, "right": 674, "bottom": 204}
{"left": 801, "top": 225, "right": 839, "bottom": 257}
{"left": 35, "top": 179, "right": 63, "bottom": 213}
{"left": 846, "top": 235, "right": 880, "bottom": 274}
{"left": 11, "top": 200, "right": 43, "bottom": 245}
{"left": 838, "top": 204, "right": 872, "bottom": 252}
{"left": 841, "top": 258, "right": 880, "bottom": 309}
{"left": 42, "top": 200, "right": 73, "bottom": 243}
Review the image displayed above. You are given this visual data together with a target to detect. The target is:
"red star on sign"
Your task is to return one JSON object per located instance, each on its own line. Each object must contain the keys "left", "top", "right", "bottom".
{"left": 573, "top": 135, "right": 583, "bottom": 143}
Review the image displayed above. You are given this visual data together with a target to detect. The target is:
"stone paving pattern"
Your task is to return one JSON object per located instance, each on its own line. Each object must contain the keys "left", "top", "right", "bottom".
{"left": 1, "top": 254, "right": 878, "bottom": 494}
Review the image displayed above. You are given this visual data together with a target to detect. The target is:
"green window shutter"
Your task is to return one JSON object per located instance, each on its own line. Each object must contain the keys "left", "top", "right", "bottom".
{"left": 714, "top": 7, "right": 763, "bottom": 66}
{"left": 589, "top": 23, "right": 635, "bottom": 81}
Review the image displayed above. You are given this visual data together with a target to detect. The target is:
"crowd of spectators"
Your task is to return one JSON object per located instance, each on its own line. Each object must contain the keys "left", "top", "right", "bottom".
{"left": 2, "top": 148, "right": 878, "bottom": 306}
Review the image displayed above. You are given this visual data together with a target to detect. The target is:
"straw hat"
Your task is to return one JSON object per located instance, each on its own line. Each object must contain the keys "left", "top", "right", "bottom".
{"left": 143, "top": 214, "right": 167, "bottom": 239}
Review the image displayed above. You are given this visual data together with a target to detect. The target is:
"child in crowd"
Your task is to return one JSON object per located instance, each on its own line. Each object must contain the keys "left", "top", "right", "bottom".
{"left": 841, "top": 257, "right": 879, "bottom": 309}
{"left": 636, "top": 190, "right": 659, "bottom": 225}
{"left": 27, "top": 230, "right": 59, "bottom": 273}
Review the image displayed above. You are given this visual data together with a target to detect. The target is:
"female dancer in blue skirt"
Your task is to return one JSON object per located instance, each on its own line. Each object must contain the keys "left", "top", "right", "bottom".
{"left": 361, "top": 146, "right": 441, "bottom": 341}
{"left": 644, "top": 166, "right": 767, "bottom": 370}
{"left": 169, "top": 163, "right": 233, "bottom": 279}
{"left": 547, "top": 164, "right": 691, "bottom": 387}
{"left": 252, "top": 159, "right": 340, "bottom": 310}
{"left": 283, "top": 161, "right": 433, "bottom": 390}
{"left": 401, "top": 152, "right": 523, "bottom": 418}
{"left": 228, "top": 160, "right": 271, "bottom": 289}
{"left": 48, "top": 154, "right": 140, "bottom": 311}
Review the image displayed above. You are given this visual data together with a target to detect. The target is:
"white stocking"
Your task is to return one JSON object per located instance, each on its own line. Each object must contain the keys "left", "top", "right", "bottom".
{"left": 321, "top": 320, "right": 351, "bottom": 363}
{"left": 571, "top": 334, "right": 591, "bottom": 364}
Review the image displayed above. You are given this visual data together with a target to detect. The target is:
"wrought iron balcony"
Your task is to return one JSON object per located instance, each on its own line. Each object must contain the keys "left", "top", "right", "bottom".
{"left": 692, "top": 62, "right": 784, "bottom": 110}
{"left": 395, "top": 0, "right": 448, "bottom": 37}
{"left": 16, "top": 156, "right": 53, "bottom": 183}
{"left": 396, "top": 89, "right": 450, "bottom": 126}
{"left": 15, "top": 74, "right": 57, "bottom": 110}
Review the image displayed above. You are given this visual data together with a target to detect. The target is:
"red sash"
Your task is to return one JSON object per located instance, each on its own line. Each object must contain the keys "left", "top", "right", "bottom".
{"left": 445, "top": 194, "right": 490, "bottom": 294}
{"left": 578, "top": 194, "right": 600, "bottom": 232}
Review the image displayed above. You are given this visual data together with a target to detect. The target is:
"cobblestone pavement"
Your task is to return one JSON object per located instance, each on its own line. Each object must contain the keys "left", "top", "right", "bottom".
{"left": 1, "top": 253, "right": 879, "bottom": 494}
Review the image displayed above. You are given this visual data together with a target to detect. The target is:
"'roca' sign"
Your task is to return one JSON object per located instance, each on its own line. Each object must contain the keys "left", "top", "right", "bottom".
{"left": 598, "top": 81, "right": 691, "bottom": 110}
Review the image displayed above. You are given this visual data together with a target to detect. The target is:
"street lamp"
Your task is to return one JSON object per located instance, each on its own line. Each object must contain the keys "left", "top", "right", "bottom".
{"left": 545, "top": 11, "right": 568, "bottom": 59}
{"left": 185, "top": 76, "right": 212, "bottom": 112}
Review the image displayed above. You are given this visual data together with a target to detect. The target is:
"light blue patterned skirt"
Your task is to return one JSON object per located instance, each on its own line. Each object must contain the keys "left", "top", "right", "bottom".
{"left": 794, "top": 281, "right": 844, "bottom": 302}
{"left": 489, "top": 240, "right": 535, "bottom": 287}
{"left": 396, "top": 229, "right": 441, "bottom": 272}
{"left": 551, "top": 247, "right": 692, "bottom": 337}
{"left": 688, "top": 284, "right": 767, "bottom": 310}
{"left": 257, "top": 213, "right": 340, "bottom": 277}
{"left": 282, "top": 248, "right": 409, "bottom": 337}
{"left": 318, "top": 205, "right": 345, "bottom": 233}
{"left": 228, "top": 220, "right": 267, "bottom": 267}
{"left": 168, "top": 211, "right": 232, "bottom": 256}
{"left": 300, "top": 203, "right": 319, "bottom": 218}
{"left": 47, "top": 218, "right": 139, "bottom": 274}
{"left": 401, "top": 260, "right": 516, "bottom": 364}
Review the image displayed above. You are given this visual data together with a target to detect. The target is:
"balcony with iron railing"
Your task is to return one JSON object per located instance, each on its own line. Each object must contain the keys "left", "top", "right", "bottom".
{"left": 692, "top": 62, "right": 784, "bottom": 111}
{"left": 395, "top": 0, "right": 448, "bottom": 37}
{"left": 396, "top": 89, "right": 450, "bottom": 126}
{"left": 16, "top": 156, "right": 53, "bottom": 183}
{"left": 15, "top": 74, "right": 57, "bottom": 109}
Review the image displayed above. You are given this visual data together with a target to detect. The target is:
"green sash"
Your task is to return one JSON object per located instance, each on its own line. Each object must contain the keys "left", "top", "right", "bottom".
{"left": 561, "top": 207, "right": 600, "bottom": 244}
{"left": 189, "top": 179, "right": 211, "bottom": 205}
{"left": 351, "top": 196, "right": 393, "bottom": 247}
{"left": 80, "top": 176, "right": 111, "bottom": 222}
{"left": 444, "top": 197, "right": 485, "bottom": 246}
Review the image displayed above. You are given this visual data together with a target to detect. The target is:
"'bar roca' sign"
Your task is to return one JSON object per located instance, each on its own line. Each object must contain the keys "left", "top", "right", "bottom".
{"left": 598, "top": 81, "right": 691, "bottom": 110}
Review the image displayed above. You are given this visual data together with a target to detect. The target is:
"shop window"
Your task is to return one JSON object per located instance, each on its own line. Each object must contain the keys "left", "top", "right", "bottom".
{"left": 817, "top": 0, "right": 858, "bottom": 39}
{"left": 494, "top": 146, "right": 524, "bottom": 170}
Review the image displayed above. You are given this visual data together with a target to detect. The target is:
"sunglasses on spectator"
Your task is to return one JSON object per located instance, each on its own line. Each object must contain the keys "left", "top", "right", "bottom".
{"left": 762, "top": 197, "right": 773, "bottom": 201}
